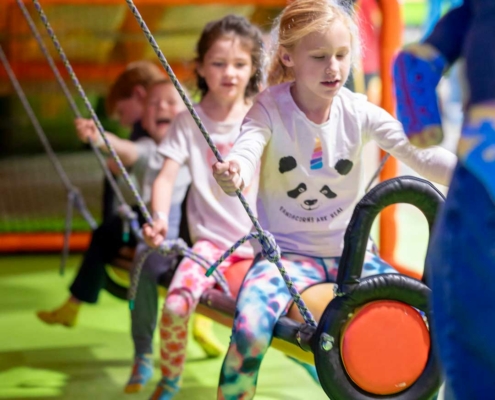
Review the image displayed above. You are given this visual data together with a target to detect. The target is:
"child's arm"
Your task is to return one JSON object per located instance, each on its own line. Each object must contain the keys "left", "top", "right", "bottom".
{"left": 74, "top": 118, "right": 139, "bottom": 167}
{"left": 142, "top": 157, "right": 180, "bottom": 248}
{"left": 363, "top": 104, "right": 457, "bottom": 186}
{"left": 213, "top": 100, "right": 272, "bottom": 195}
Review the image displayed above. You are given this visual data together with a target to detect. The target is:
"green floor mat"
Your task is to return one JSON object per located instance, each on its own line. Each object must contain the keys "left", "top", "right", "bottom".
{"left": 0, "top": 255, "right": 327, "bottom": 400}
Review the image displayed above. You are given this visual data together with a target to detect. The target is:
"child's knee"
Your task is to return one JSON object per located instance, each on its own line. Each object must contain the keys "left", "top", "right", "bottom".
{"left": 164, "top": 290, "right": 192, "bottom": 318}
{"left": 232, "top": 322, "right": 272, "bottom": 357}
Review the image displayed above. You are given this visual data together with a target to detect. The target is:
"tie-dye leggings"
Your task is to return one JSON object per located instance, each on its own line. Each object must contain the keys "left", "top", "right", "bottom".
{"left": 158, "top": 240, "right": 246, "bottom": 381}
{"left": 218, "top": 250, "right": 397, "bottom": 400}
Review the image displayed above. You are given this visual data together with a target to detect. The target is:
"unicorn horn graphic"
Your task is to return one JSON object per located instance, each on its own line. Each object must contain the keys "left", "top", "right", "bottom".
{"left": 310, "top": 137, "right": 323, "bottom": 170}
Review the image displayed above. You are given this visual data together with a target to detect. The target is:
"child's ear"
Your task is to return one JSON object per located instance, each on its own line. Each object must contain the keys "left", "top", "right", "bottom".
{"left": 250, "top": 63, "right": 257, "bottom": 78}
{"left": 196, "top": 61, "right": 204, "bottom": 78}
{"left": 132, "top": 85, "right": 147, "bottom": 102}
{"left": 279, "top": 48, "right": 294, "bottom": 67}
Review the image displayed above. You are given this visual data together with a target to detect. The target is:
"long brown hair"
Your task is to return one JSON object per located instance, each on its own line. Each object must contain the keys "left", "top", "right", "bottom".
{"left": 195, "top": 14, "right": 265, "bottom": 99}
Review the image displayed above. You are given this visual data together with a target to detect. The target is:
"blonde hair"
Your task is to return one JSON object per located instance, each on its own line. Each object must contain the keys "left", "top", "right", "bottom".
{"left": 267, "top": 0, "right": 361, "bottom": 86}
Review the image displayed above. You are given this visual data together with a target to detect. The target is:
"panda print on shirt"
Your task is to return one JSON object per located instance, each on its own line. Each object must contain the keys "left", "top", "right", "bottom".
{"left": 278, "top": 155, "right": 353, "bottom": 222}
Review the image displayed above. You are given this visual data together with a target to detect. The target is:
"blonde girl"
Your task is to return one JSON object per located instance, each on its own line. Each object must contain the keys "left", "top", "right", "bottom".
{"left": 213, "top": 1, "right": 456, "bottom": 398}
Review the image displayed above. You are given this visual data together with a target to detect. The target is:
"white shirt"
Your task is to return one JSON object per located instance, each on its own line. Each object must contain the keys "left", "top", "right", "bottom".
{"left": 158, "top": 105, "right": 258, "bottom": 257}
{"left": 228, "top": 82, "right": 457, "bottom": 258}
{"left": 134, "top": 137, "right": 190, "bottom": 207}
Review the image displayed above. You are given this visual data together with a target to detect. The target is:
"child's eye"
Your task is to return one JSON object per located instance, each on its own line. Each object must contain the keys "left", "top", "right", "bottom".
{"left": 336, "top": 53, "right": 348, "bottom": 60}
{"left": 212, "top": 62, "right": 224, "bottom": 67}
{"left": 235, "top": 63, "right": 247, "bottom": 68}
{"left": 311, "top": 55, "right": 325, "bottom": 60}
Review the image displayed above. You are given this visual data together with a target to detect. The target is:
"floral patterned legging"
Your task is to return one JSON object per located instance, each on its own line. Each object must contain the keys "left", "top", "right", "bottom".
{"left": 158, "top": 240, "right": 246, "bottom": 380}
{"left": 217, "top": 251, "right": 397, "bottom": 400}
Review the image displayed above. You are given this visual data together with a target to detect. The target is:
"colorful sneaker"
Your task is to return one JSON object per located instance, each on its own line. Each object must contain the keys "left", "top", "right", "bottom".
{"left": 124, "top": 353, "right": 153, "bottom": 393}
{"left": 149, "top": 376, "right": 181, "bottom": 400}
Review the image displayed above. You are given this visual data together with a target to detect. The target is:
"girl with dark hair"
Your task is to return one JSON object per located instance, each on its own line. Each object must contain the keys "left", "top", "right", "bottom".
{"left": 142, "top": 14, "right": 263, "bottom": 400}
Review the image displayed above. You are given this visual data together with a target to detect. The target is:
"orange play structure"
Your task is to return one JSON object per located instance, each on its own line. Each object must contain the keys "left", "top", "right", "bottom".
{"left": 376, "top": 0, "right": 403, "bottom": 271}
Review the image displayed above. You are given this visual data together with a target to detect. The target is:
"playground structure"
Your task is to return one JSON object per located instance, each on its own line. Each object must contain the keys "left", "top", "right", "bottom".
{"left": 0, "top": 1, "right": 444, "bottom": 399}
{"left": 0, "top": 0, "right": 408, "bottom": 274}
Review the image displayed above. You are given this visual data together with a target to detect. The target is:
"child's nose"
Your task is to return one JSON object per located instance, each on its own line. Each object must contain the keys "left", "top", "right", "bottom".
{"left": 326, "top": 59, "right": 339, "bottom": 73}
{"left": 224, "top": 64, "right": 235, "bottom": 76}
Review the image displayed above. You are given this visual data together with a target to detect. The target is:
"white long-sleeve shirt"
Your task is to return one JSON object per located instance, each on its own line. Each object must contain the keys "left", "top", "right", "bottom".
{"left": 228, "top": 82, "right": 457, "bottom": 258}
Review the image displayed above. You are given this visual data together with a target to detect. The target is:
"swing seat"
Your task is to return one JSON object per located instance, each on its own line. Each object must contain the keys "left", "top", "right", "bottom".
{"left": 103, "top": 176, "right": 443, "bottom": 400}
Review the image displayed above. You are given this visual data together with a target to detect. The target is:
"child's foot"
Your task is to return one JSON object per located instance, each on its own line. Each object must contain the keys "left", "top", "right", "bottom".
{"left": 36, "top": 299, "right": 80, "bottom": 328}
{"left": 192, "top": 314, "right": 225, "bottom": 358}
{"left": 124, "top": 353, "right": 153, "bottom": 393}
{"left": 287, "top": 356, "right": 319, "bottom": 384}
{"left": 149, "top": 376, "right": 180, "bottom": 400}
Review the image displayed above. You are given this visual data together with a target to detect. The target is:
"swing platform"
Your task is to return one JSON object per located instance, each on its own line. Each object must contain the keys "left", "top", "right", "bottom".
{"left": 104, "top": 175, "right": 443, "bottom": 400}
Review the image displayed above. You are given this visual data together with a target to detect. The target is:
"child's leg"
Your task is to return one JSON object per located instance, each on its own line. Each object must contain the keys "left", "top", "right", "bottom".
{"left": 126, "top": 245, "right": 174, "bottom": 393}
{"left": 37, "top": 214, "right": 130, "bottom": 327}
{"left": 131, "top": 247, "right": 175, "bottom": 355}
{"left": 361, "top": 250, "right": 398, "bottom": 278}
{"left": 70, "top": 214, "right": 135, "bottom": 302}
{"left": 152, "top": 241, "right": 229, "bottom": 399}
{"left": 218, "top": 254, "right": 328, "bottom": 400}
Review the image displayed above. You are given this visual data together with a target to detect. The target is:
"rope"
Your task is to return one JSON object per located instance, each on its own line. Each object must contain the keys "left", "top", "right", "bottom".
{"left": 17, "top": 0, "right": 130, "bottom": 211}
{"left": 31, "top": 0, "right": 232, "bottom": 295}
{"left": 125, "top": 0, "right": 317, "bottom": 327}
{"left": 32, "top": 0, "right": 153, "bottom": 227}
{"left": 0, "top": 44, "right": 98, "bottom": 274}
{"left": 61, "top": 191, "right": 76, "bottom": 275}
{"left": 365, "top": 153, "right": 390, "bottom": 193}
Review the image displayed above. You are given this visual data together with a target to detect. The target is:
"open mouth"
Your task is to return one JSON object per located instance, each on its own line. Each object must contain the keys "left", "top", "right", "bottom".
{"left": 321, "top": 79, "right": 340, "bottom": 88}
{"left": 156, "top": 118, "right": 171, "bottom": 126}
